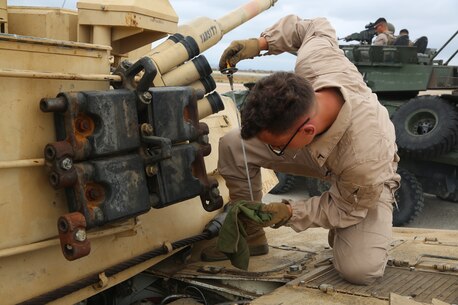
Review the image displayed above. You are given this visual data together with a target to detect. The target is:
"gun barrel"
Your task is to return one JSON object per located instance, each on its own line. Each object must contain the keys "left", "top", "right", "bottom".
{"left": 149, "top": 0, "right": 277, "bottom": 76}
{"left": 217, "top": 0, "right": 277, "bottom": 35}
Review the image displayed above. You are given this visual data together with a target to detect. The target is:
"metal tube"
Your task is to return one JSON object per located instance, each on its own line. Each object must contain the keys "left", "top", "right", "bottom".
{"left": 149, "top": 33, "right": 185, "bottom": 55}
{"left": 0, "top": 221, "right": 136, "bottom": 258}
{"left": 40, "top": 96, "right": 68, "bottom": 113}
{"left": 0, "top": 68, "right": 119, "bottom": 81}
{"left": 198, "top": 92, "right": 225, "bottom": 120}
{"left": 150, "top": 36, "right": 199, "bottom": 75}
{"left": 431, "top": 30, "right": 458, "bottom": 60}
{"left": 216, "top": 0, "right": 277, "bottom": 35}
{"left": 161, "top": 55, "right": 212, "bottom": 86}
{"left": 0, "top": 0, "right": 7, "bottom": 33}
{"left": 189, "top": 75, "right": 216, "bottom": 94}
{"left": 0, "top": 158, "right": 44, "bottom": 169}
{"left": 150, "top": 0, "right": 277, "bottom": 75}
{"left": 444, "top": 49, "right": 458, "bottom": 66}
{"left": 93, "top": 25, "right": 111, "bottom": 47}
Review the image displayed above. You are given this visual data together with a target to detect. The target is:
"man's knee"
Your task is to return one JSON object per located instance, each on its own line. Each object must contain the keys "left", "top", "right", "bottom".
{"left": 335, "top": 258, "right": 386, "bottom": 285}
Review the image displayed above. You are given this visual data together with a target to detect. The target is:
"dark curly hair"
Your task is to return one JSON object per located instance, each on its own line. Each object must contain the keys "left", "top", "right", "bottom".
{"left": 241, "top": 72, "right": 315, "bottom": 139}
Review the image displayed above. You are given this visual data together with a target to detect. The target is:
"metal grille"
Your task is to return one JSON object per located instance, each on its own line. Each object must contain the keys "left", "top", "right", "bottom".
{"left": 304, "top": 266, "right": 458, "bottom": 304}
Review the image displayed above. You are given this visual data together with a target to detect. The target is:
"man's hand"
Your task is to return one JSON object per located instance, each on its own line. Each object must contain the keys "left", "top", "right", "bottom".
{"left": 219, "top": 38, "right": 260, "bottom": 71}
{"left": 260, "top": 201, "right": 292, "bottom": 228}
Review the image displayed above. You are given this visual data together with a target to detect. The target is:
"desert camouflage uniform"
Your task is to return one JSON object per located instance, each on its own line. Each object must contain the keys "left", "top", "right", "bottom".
{"left": 218, "top": 15, "right": 401, "bottom": 285}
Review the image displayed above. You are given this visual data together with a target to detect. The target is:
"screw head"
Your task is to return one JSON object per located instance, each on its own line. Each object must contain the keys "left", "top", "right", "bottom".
{"left": 142, "top": 91, "right": 152, "bottom": 100}
{"left": 146, "top": 165, "right": 158, "bottom": 176}
{"left": 289, "top": 265, "right": 300, "bottom": 272}
{"left": 141, "top": 123, "right": 154, "bottom": 136}
{"left": 60, "top": 157, "right": 73, "bottom": 170}
{"left": 93, "top": 207, "right": 104, "bottom": 221}
{"left": 75, "top": 229, "right": 87, "bottom": 242}
{"left": 210, "top": 187, "right": 220, "bottom": 198}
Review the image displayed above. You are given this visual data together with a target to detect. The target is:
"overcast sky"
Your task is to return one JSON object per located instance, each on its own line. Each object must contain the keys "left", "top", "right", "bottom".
{"left": 8, "top": 0, "right": 458, "bottom": 70}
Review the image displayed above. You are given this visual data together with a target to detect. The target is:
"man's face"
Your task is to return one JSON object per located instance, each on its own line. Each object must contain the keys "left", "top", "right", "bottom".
{"left": 257, "top": 116, "right": 315, "bottom": 156}
{"left": 374, "top": 23, "right": 384, "bottom": 34}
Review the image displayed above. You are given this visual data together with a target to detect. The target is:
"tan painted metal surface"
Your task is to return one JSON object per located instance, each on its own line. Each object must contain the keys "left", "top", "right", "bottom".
{"left": 0, "top": 0, "right": 7, "bottom": 33}
{"left": 0, "top": 31, "right": 200, "bottom": 304}
{"left": 7, "top": 6, "right": 78, "bottom": 41}
{"left": 164, "top": 227, "right": 457, "bottom": 305}
{"left": 0, "top": 33, "right": 276, "bottom": 304}
{"left": 77, "top": 0, "right": 178, "bottom": 54}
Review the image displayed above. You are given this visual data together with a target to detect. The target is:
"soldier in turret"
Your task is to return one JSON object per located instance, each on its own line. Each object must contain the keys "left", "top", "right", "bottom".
{"left": 203, "top": 15, "right": 400, "bottom": 285}
{"left": 372, "top": 17, "right": 395, "bottom": 45}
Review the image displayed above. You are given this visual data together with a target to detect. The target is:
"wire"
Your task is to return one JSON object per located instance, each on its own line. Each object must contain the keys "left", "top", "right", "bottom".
{"left": 160, "top": 294, "right": 194, "bottom": 305}
{"left": 214, "top": 301, "right": 251, "bottom": 305}
{"left": 184, "top": 286, "right": 208, "bottom": 305}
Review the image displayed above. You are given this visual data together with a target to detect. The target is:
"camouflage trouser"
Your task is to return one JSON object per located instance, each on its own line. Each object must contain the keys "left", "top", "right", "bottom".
{"left": 331, "top": 188, "right": 393, "bottom": 285}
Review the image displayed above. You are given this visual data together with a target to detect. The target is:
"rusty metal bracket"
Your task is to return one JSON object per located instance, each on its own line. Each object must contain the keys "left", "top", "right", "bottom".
{"left": 57, "top": 212, "right": 91, "bottom": 261}
{"left": 43, "top": 141, "right": 77, "bottom": 189}
{"left": 112, "top": 56, "right": 157, "bottom": 109}
{"left": 41, "top": 56, "right": 224, "bottom": 260}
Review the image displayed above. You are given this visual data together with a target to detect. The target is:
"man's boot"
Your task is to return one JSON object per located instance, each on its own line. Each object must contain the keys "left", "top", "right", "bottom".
{"left": 201, "top": 219, "right": 269, "bottom": 262}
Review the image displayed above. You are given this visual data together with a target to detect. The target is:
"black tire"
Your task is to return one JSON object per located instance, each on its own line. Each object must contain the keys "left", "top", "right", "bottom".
{"left": 269, "top": 172, "right": 296, "bottom": 194}
{"left": 392, "top": 96, "right": 458, "bottom": 159}
{"left": 393, "top": 168, "right": 424, "bottom": 226}
{"left": 437, "top": 191, "right": 458, "bottom": 203}
{"left": 304, "top": 169, "right": 424, "bottom": 227}
{"left": 305, "top": 177, "right": 331, "bottom": 197}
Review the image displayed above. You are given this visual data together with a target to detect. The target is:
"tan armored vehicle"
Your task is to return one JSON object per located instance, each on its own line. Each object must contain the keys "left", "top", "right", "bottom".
{"left": 0, "top": 1, "right": 457, "bottom": 304}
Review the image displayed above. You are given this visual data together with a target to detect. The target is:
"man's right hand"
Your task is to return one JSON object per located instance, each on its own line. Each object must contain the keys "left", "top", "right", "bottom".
{"left": 260, "top": 201, "right": 292, "bottom": 228}
{"left": 219, "top": 38, "right": 261, "bottom": 71}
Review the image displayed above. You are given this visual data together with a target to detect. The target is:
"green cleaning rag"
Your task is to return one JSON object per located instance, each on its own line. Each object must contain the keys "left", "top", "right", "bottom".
{"left": 216, "top": 200, "right": 272, "bottom": 270}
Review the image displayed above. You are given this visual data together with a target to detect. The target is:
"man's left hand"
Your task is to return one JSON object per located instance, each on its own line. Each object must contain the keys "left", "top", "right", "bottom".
{"left": 261, "top": 201, "right": 292, "bottom": 228}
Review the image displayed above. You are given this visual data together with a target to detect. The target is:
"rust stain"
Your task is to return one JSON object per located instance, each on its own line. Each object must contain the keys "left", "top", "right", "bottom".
{"left": 125, "top": 13, "right": 139, "bottom": 27}
{"left": 84, "top": 182, "right": 106, "bottom": 205}
{"left": 74, "top": 113, "right": 95, "bottom": 137}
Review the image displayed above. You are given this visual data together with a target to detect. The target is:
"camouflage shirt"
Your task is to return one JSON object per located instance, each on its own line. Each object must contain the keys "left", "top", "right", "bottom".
{"left": 259, "top": 15, "right": 401, "bottom": 229}
{"left": 373, "top": 31, "right": 395, "bottom": 45}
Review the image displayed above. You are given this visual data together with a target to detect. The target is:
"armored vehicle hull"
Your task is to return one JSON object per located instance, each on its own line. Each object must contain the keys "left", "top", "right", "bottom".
{"left": 0, "top": 1, "right": 278, "bottom": 303}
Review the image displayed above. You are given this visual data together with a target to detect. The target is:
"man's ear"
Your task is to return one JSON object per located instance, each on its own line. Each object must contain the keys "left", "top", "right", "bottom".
{"left": 302, "top": 124, "right": 315, "bottom": 136}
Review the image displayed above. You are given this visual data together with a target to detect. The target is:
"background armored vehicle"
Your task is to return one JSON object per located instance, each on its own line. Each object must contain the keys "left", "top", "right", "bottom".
{"left": 284, "top": 28, "right": 458, "bottom": 226}
{"left": 344, "top": 29, "right": 457, "bottom": 225}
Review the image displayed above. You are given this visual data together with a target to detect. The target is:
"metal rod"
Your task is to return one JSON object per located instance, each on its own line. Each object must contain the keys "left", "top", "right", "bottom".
{"left": 217, "top": 0, "right": 278, "bottom": 35}
{"left": 0, "top": 158, "right": 45, "bottom": 169}
{"left": 444, "top": 49, "right": 458, "bottom": 65}
{"left": 431, "top": 30, "right": 458, "bottom": 60}
{"left": 0, "top": 69, "right": 120, "bottom": 81}
{"left": 0, "top": 220, "right": 137, "bottom": 258}
{"left": 19, "top": 231, "right": 212, "bottom": 304}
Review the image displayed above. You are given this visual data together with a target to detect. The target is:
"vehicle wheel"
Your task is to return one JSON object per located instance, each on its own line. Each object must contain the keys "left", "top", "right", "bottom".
{"left": 393, "top": 168, "right": 424, "bottom": 226}
{"left": 269, "top": 173, "right": 296, "bottom": 194}
{"left": 392, "top": 96, "right": 458, "bottom": 159}
{"left": 304, "top": 169, "right": 424, "bottom": 227}
{"left": 305, "top": 177, "right": 330, "bottom": 197}
{"left": 437, "top": 191, "right": 458, "bottom": 203}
